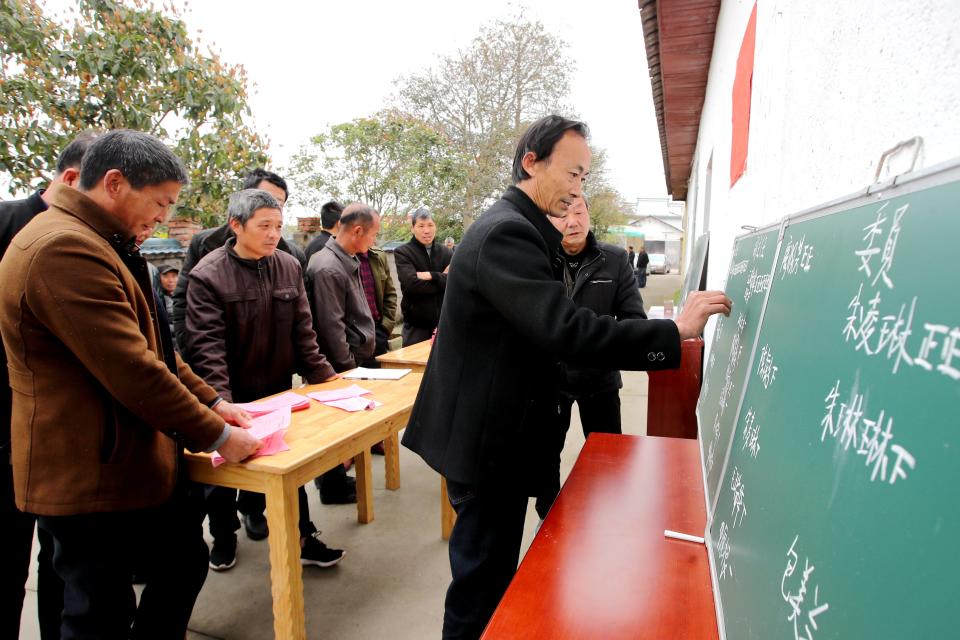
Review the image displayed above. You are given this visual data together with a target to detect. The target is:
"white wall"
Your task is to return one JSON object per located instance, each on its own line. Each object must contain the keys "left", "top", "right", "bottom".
{"left": 687, "top": 0, "right": 960, "bottom": 297}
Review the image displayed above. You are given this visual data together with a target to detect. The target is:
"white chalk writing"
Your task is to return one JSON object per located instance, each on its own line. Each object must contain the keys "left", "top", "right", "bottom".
{"left": 780, "top": 233, "right": 814, "bottom": 279}
{"left": 741, "top": 407, "right": 760, "bottom": 458}
{"left": 820, "top": 379, "right": 916, "bottom": 484}
{"left": 716, "top": 521, "right": 733, "bottom": 580}
{"left": 730, "top": 259, "right": 749, "bottom": 276}
{"left": 730, "top": 466, "right": 747, "bottom": 528}
{"left": 782, "top": 536, "right": 830, "bottom": 640}
{"left": 756, "top": 344, "right": 778, "bottom": 389}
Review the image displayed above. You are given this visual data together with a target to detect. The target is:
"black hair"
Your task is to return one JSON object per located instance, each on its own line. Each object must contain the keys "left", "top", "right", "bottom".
{"left": 320, "top": 200, "right": 345, "bottom": 230}
{"left": 242, "top": 168, "right": 288, "bottom": 200}
{"left": 511, "top": 115, "right": 589, "bottom": 184}
{"left": 79, "top": 129, "right": 189, "bottom": 190}
{"left": 55, "top": 131, "right": 99, "bottom": 175}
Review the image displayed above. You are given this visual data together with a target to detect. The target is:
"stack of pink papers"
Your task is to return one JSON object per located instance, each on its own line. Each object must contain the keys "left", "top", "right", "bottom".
{"left": 307, "top": 385, "right": 382, "bottom": 412}
{"left": 235, "top": 391, "right": 310, "bottom": 415}
{"left": 211, "top": 406, "right": 291, "bottom": 467}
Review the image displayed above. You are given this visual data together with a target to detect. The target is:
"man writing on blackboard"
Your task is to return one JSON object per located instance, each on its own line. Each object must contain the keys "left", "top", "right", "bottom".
{"left": 401, "top": 114, "right": 732, "bottom": 639}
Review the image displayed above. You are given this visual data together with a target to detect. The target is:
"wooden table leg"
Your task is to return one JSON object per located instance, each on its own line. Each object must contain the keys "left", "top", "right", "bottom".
{"left": 384, "top": 431, "right": 400, "bottom": 490}
{"left": 356, "top": 449, "right": 374, "bottom": 524}
{"left": 441, "top": 477, "right": 456, "bottom": 540}
{"left": 263, "top": 474, "right": 306, "bottom": 640}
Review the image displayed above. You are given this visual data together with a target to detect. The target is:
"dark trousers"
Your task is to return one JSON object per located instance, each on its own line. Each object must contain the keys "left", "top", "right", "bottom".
{"left": 443, "top": 479, "right": 529, "bottom": 640}
{"left": 636, "top": 269, "right": 647, "bottom": 288}
{"left": 360, "top": 322, "right": 390, "bottom": 368}
{"left": 39, "top": 478, "right": 208, "bottom": 639}
{"left": 402, "top": 323, "right": 434, "bottom": 347}
{"left": 2, "top": 460, "right": 62, "bottom": 639}
{"left": 206, "top": 485, "right": 316, "bottom": 540}
{"left": 535, "top": 390, "right": 622, "bottom": 519}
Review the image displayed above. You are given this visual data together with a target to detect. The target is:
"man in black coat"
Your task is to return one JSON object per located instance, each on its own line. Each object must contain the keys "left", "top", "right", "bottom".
{"left": 0, "top": 132, "right": 97, "bottom": 640}
{"left": 394, "top": 208, "right": 453, "bottom": 345}
{"left": 534, "top": 196, "right": 646, "bottom": 519}
{"left": 401, "top": 115, "right": 731, "bottom": 639}
{"left": 636, "top": 245, "right": 650, "bottom": 288}
{"left": 303, "top": 200, "right": 343, "bottom": 263}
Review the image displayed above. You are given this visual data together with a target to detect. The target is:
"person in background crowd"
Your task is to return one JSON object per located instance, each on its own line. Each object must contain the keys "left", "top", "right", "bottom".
{"left": 636, "top": 244, "right": 650, "bottom": 288}
{"left": 401, "top": 115, "right": 732, "bottom": 638}
{"left": 157, "top": 264, "right": 179, "bottom": 336}
{"left": 0, "top": 131, "right": 97, "bottom": 640}
{"left": 170, "top": 168, "right": 311, "bottom": 541}
{"left": 627, "top": 245, "right": 636, "bottom": 270}
{"left": 0, "top": 129, "right": 260, "bottom": 639}
{"left": 394, "top": 208, "right": 453, "bottom": 346}
{"left": 535, "top": 195, "right": 646, "bottom": 520}
{"left": 444, "top": 236, "right": 456, "bottom": 251}
{"left": 304, "top": 200, "right": 344, "bottom": 263}
{"left": 186, "top": 189, "right": 345, "bottom": 571}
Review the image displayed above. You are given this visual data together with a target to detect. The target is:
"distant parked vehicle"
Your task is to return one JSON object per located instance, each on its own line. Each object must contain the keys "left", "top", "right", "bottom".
{"left": 647, "top": 253, "right": 669, "bottom": 274}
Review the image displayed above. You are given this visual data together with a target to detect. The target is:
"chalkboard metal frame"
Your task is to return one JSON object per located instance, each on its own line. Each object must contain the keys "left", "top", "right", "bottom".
{"left": 702, "top": 154, "right": 960, "bottom": 640}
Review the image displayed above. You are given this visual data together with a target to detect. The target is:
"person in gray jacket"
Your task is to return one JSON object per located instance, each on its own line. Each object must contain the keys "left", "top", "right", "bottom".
{"left": 306, "top": 203, "right": 380, "bottom": 372}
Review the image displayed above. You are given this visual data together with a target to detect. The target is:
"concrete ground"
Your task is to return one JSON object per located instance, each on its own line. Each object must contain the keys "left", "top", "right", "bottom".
{"left": 19, "top": 273, "right": 682, "bottom": 639}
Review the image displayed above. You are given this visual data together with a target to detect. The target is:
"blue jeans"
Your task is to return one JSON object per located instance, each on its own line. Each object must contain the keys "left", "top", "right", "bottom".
{"left": 443, "top": 479, "right": 528, "bottom": 639}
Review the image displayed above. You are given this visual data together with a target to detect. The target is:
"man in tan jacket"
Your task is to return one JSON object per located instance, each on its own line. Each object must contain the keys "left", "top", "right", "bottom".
{"left": 0, "top": 129, "right": 259, "bottom": 638}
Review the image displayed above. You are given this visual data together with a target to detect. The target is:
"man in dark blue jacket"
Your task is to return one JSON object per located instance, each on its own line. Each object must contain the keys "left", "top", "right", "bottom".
{"left": 534, "top": 196, "right": 647, "bottom": 519}
{"left": 401, "top": 115, "right": 732, "bottom": 639}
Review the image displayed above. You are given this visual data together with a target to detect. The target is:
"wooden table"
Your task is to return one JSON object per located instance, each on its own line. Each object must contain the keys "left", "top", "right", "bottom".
{"left": 185, "top": 374, "right": 422, "bottom": 640}
{"left": 482, "top": 434, "right": 718, "bottom": 640}
{"left": 376, "top": 339, "right": 457, "bottom": 540}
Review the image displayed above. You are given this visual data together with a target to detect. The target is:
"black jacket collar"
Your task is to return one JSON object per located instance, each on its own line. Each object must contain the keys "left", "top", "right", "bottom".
{"left": 225, "top": 236, "right": 270, "bottom": 270}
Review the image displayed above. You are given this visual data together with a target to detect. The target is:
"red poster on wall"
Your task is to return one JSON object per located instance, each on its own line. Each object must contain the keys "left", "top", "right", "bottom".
{"left": 731, "top": 2, "right": 757, "bottom": 187}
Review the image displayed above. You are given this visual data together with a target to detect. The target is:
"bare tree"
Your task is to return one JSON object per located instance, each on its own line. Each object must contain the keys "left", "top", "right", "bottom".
{"left": 397, "top": 12, "right": 574, "bottom": 228}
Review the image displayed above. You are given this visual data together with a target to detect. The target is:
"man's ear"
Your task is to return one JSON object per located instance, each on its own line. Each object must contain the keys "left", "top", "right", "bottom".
{"left": 59, "top": 167, "right": 81, "bottom": 188}
{"left": 521, "top": 151, "right": 540, "bottom": 178}
{"left": 102, "top": 169, "right": 126, "bottom": 199}
{"left": 228, "top": 217, "right": 242, "bottom": 234}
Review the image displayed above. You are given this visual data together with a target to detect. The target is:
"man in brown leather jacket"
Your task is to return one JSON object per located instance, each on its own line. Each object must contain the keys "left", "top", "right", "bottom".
{"left": 186, "top": 188, "right": 346, "bottom": 571}
{"left": 0, "top": 130, "right": 260, "bottom": 639}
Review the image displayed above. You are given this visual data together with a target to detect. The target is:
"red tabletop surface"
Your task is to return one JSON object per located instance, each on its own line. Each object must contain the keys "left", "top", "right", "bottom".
{"left": 482, "top": 433, "right": 718, "bottom": 640}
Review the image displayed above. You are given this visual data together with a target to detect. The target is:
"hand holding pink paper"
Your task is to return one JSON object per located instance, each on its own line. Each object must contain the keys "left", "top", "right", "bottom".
{"left": 211, "top": 406, "right": 292, "bottom": 467}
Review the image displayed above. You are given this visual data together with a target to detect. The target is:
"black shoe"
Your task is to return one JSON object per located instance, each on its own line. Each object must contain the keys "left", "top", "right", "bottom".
{"left": 320, "top": 475, "right": 357, "bottom": 505}
{"left": 300, "top": 532, "right": 345, "bottom": 568}
{"left": 209, "top": 536, "right": 237, "bottom": 571}
{"left": 243, "top": 513, "right": 269, "bottom": 540}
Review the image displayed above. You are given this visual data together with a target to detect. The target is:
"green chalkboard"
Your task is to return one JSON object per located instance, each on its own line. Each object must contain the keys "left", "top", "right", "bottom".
{"left": 697, "top": 224, "right": 780, "bottom": 517}
{"left": 707, "top": 161, "right": 960, "bottom": 639}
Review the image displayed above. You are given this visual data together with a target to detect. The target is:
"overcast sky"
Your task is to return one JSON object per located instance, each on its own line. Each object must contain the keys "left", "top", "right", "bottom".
{"left": 38, "top": 0, "right": 669, "bottom": 207}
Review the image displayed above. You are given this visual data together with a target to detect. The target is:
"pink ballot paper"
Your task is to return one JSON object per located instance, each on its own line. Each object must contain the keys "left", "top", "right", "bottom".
{"left": 234, "top": 391, "right": 310, "bottom": 415}
{"left": 211, "top": 406, "right": 291, "bottom": 467}
{"left": 324, "top": 397, "right": 383, "bottom": 412}
{"left": 306, "top": 385, "right": 371, "bottom": 403}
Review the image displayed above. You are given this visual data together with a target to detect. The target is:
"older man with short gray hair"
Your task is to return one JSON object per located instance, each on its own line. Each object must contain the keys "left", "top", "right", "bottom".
{"left": 186, "top": 188, "right": 345, "bottom": 571}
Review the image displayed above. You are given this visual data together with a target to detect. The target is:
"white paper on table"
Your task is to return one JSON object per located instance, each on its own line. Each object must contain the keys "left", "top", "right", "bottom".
{"left": 341, "top": 367, "right": 411, "bottom": 380}
{"left": 323, "top": 397, "right": 384, "bottom": 412}
{"left": 306, "top": 384, "right": 372, "bottom": 403}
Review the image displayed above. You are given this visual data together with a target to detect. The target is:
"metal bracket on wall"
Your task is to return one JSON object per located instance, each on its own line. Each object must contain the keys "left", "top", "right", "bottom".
{"left": 868, "top": 137, "right": 924, "bottom": 195}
